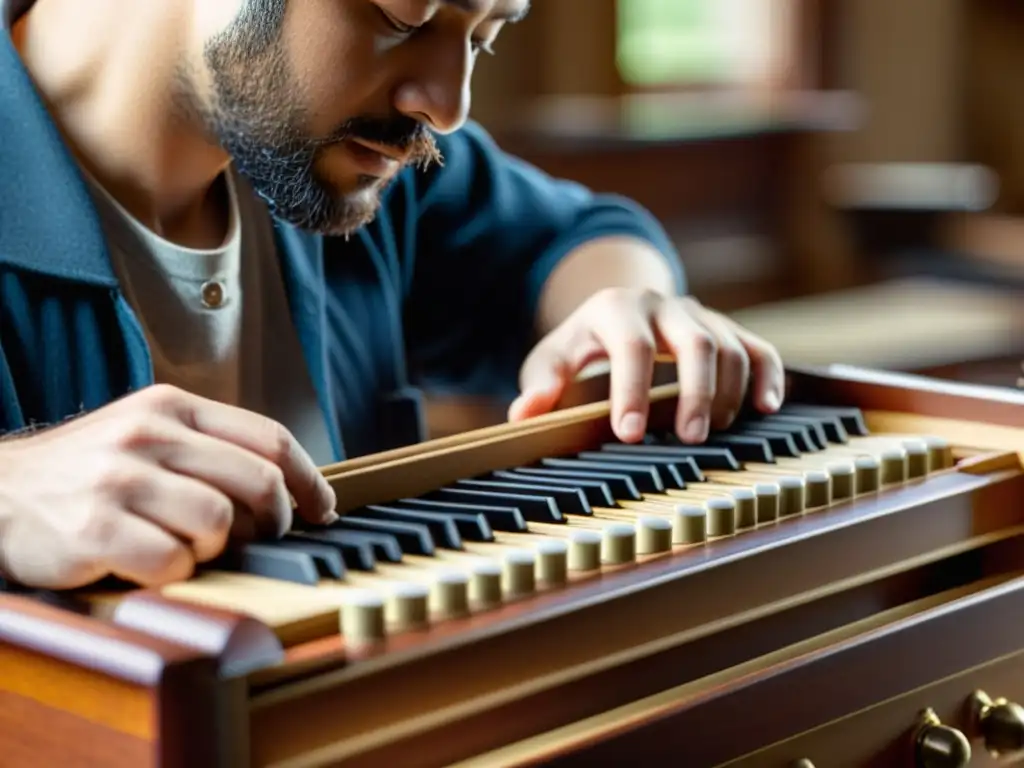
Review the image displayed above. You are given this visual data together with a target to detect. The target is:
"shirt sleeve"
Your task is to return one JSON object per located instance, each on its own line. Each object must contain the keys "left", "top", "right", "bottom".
{"left": 399, "top": 119, "right": 686, "bottom": 400}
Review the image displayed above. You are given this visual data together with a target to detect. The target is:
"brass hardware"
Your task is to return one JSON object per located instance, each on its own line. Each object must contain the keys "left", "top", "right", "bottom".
{"left": 789, "top": 761, "right": 815, "bottom": 768}
{"left": 969, "top": 689, "right": 1024, "bottom": 756}
{"left": 914, "top": 708, "right": 972, "bottom": 768}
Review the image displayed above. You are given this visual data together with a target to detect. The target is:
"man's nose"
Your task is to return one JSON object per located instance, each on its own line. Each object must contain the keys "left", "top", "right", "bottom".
{"left": 393, "top": 44, "right": 473, "bottom": 134}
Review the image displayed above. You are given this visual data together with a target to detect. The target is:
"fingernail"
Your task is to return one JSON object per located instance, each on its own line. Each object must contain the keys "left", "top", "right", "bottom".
{"left": 319, "top": 478, "right": 337, "bottom": 511}
{"left": 322, "top": 510, "right": 340, "bottom": 526}
{"left": 619, "top": 412, "right": 645, "bottom": 441}
{"left": 763, "top": 390, "right": 781, "bottom": 412}
{"left": 508, "top": 396, "right": 528, "bottom": 421}
{"left": 685, "top": 416, "right": 709, "bottom": 443}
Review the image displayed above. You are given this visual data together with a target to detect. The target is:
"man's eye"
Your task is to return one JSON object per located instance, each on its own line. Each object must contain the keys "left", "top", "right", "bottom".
{"left": 378, "top": 7, "right": 419, "bottom": 35}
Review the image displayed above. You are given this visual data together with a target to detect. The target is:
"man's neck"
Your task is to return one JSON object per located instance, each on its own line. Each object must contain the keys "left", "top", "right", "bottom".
{"left": 12, "top": 1, "right": 232, "bottom": 249}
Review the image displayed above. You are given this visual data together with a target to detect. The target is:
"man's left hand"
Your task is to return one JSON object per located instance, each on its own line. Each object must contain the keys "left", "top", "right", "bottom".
{"left": 508, "top": 288, "right": 785, "bottom": 444}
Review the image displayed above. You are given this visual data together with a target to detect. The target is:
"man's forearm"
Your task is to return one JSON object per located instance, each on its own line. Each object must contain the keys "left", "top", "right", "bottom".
{"left": 535, "top": 235, "right": 681, "bottom": 336}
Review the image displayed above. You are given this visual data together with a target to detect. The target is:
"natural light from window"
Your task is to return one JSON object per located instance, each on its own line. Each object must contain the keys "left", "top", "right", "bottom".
{"left": 617, "top": 0, "right": 795, "bottom": 89}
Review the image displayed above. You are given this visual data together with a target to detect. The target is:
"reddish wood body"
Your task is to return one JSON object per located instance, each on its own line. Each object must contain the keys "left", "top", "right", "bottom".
{"left": 0, "top": 366, "right": 1022, "bottom": 767}
{"left": 0, "top": 592, "right": 233, "bottom": 767}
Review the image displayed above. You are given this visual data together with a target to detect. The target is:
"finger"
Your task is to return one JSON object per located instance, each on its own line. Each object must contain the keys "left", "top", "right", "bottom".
{"left": 732, "top": 324, "right": 785, "bottom": 412}
{"left": 154, "top": 389, "right": 337, "bottom": 527}
{"left": 589, "top": 308, "right": 657, "bottom": 443}
{"left": 509, "top": 331, "right": 604, "bottom": 422}
{"left": 153, "top": 422, "right": 297, "bottom": 539}
{"left": 124, "top": 468, "right": 235, "bottom": 562}
{"left": 691, "top": 308, "right": 750, "bottom": 430}
{"left": 1, "top": 524, "right": 107, "bottom": 590}
{"left": 653, "top": 298, "right": 717, "bottom": 443}
{"left": 102, "top": 511, "right": 196, "bottom": 587}
{"left": 508, "top": 344, "right": 569, "bottom": 422}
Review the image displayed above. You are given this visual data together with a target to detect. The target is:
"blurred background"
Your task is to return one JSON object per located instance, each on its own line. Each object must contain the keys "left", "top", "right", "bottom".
{"left": 468, "top": 0, "right": 1023, "bottom": 393}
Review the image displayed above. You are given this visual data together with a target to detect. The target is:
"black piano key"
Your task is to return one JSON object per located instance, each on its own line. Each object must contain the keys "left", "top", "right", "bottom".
{"left": 233, "top": 543, "right": 320, "bottom": 585}
{"left": 761, "top": 414, "right": 831, "bottom": 449}
{"left": 728, "top": 428, "right": 801, "bottom": 458}
{"left": 511, "top": 466, "right": 642, "bottom": 501}
{"left": 334, "top": 531, "right": 402, "bottom": 563}
{"left": 706, "top": 434, "right": 775, "bottom": 463}
{"left": 541, "top": 458, "right": 663, "bottom": 494}
{"left": 368, "top": 504, "right": 493, "bottom": 542}
{"left": 780, "top": 404, "right": 868, "bottom": 437}
{"left": 332, "top": 517, "right": 435, "bottom": 556}
{"left": 287, "top": 530, "right": 384, "bottom": 570}
{"left": 592, "top": 447, "right": 705, "bottom": 482}
{"left": 395, "top": 497, "right": 528, "bottom": 533}
{"left": 734, "top": 420, "right": 818, "bottom": 453}
{"left": 456, "top": 479, "right": 591, "bottom": 516}
{"left": 364, "top": 505, "right": 464, "bottom": 549}
{"left": 491, "top": 470, "right": 617, "bottom": 508}
{"left": 432, "top": 488, "right": 564, "bottom": 523}
{"left": 269, "top": 539, "right": 346, "bottom": 579}
{"left": 576, "top": 451, "right": 687, "bottom": 489}
{"left": 607, "top": 442, "right": 740, "bottom": 472}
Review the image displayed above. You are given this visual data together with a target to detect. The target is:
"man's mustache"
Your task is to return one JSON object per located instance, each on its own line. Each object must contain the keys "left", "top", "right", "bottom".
{"left": 318, "top": 115, "right": 443, "bottom": 168}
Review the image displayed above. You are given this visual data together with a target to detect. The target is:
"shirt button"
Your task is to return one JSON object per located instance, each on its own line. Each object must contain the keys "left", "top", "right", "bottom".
{"left": 201, "top": 280, "right": 225, "bottom": 309}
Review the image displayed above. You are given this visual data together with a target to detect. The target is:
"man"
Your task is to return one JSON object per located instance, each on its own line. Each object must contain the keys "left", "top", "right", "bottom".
{"left": 0, "top": 0, "right": 784, "bottom": 591}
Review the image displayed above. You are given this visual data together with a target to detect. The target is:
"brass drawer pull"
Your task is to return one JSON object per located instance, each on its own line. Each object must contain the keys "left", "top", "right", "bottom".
{"left": 914, "top": 708, "right": 971, "bottom": 768}
{"left": 969, "top": 689, "right": 1024, "bottom": 756}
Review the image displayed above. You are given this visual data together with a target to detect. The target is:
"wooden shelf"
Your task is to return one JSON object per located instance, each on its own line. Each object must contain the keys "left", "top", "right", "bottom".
{"left": 729, "top": 276, "right": 1024, "bottom": 374}
{"left": 489, "top": 90, "right": 864, "bottom": 151}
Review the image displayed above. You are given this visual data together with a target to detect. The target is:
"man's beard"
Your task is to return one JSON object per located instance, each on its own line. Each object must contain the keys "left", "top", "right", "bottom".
{"left": 177, "top": 8, "right": 442, "bottom": 236}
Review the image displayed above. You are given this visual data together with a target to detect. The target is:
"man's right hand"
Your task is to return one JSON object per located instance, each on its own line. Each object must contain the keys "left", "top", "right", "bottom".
{"left": 0, "top": 384, "right": 338, "bottom": 590}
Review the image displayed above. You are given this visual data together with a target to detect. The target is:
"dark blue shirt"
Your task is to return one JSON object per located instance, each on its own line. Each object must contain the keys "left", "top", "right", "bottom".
{"left": 0, "top": 17, "right": 684, "bottom": 461}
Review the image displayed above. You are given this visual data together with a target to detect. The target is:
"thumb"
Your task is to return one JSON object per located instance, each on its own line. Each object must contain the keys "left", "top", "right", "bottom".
{"left": 508, "top": 345, "right": 574, "bottom": 422}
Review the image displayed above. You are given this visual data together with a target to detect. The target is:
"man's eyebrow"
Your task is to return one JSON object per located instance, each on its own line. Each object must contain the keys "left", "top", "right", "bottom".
{"left": 442, "top": 0, "right": 531, "bottom": 23}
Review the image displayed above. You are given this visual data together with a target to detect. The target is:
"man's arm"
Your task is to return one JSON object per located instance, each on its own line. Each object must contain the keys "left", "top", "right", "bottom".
{"left": 401, "top": 120, "right": 685, "bottom": 401}
{"left": 534, "top": 235, "right": 681, "bottom": 336}
{"left": 402, "top": 120, "right": 783, "bottom": 443}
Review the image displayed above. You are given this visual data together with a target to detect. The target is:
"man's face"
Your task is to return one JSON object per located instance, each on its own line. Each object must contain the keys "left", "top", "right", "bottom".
{"left": 181, "top": 0, "right": 528, "bottom": 235}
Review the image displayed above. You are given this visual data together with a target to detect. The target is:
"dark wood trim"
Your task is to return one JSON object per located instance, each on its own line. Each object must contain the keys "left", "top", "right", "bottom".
{"left": 786, "top": 364, "right": 1024, "bottom": 428}
{"left": 0, "top": 593, "right": 231, "bottom": 767}
{"left": 528, "top": 570, "right": 1024, "bottom": 766}
{"left": 0, "top": 591, "right": 202, "bottom": 685}
{"left": 111, "top": 591, "right": 284, "bottom": 679}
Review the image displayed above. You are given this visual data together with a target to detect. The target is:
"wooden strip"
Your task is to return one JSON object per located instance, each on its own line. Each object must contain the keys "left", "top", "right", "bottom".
{"left": 318, "top": 364, "right": 670, "bottom": 477}
{"left": 320, "top": 364, "right": 1024, "bottom": 486}
{"left": 324, "top": 366, "right": 1024, "bottom": 515}
{"left": 323, "top": 410, "right": 621, "bottom": 513}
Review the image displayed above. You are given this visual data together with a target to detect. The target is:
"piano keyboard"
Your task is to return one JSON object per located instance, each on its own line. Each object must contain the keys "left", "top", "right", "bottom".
{"left": 146, "top": 402, "right": 956, "bottom": 647}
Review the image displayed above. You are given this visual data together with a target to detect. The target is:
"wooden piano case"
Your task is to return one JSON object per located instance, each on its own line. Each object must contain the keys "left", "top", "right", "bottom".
{"left": 1, "top": 364, "right": 1023, "bottom": 768}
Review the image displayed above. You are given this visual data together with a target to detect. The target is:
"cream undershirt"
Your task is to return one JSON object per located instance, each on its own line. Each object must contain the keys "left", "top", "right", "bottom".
{"left": 83, "top": 168, "right": 335, "bottom": 465}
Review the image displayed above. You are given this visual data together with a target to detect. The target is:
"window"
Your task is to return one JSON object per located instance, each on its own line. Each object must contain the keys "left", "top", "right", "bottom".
{"left": 616, "top": 0, "right": 798, "bottom": 90}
